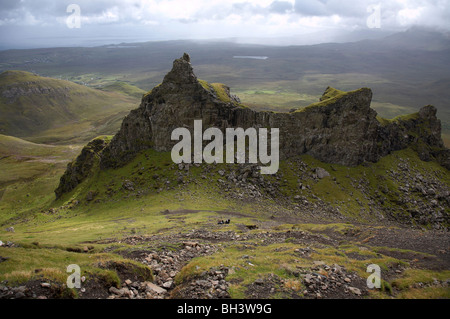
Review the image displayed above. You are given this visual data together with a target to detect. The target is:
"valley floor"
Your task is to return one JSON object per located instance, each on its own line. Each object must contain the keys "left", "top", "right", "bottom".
{"left": 1, "top": 205, "right": 449, "bottom": 299}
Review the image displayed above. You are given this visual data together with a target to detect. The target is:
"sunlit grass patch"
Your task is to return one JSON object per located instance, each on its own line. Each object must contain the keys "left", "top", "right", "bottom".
{"left": 0, "top": 246, "right": 152, "bottom": 290}
{"left": 175, "top": 242, "right": 310, "bottom": 298}
{"left": 391, "top": 269, "right": 450, "bottom": 291}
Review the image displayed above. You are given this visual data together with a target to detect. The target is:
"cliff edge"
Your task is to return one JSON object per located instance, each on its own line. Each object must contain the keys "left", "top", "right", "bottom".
{"left": 99, "top": 53, "right": 448, "bottom": 170}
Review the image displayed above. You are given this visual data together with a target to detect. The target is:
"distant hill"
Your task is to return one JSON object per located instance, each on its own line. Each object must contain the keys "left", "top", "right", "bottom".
{"left": 0, "top": 133, "right": 81, "bottom": 223}
{"left": 99, "top": 81, "right": 146, "bottom": 99}
{"left": 0, "top": 133, "right": 57, "bottom": 157}
{"left": 0, "top": 71, "right": 138, "bottom": 143}
{"left": 0, "top": 134, "right": 80, "bottom": 184}
{"left": 0, "top": 27, "right": 449, "bottom": 144}
{"left": 372, "top": 26, "right": 450, "bottom": 51}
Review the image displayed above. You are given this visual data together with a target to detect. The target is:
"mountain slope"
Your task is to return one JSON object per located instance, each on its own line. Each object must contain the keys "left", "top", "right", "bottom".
{"left": 98, "top": 54, "right": 449, "bottom": 171}
{"left": 0, "top": 55, "right": 449, "bottom": 301}
{"left": 100, "top": 81, "right": 146, "bottom": 99}
{"left": 0, "top": 134, "right": 81, "bottom": 225}
{"left": 0, "top": 71, "right": 139, "bottom": 143}
{"left": 55, "top": 54, "right": 449, "bottom": 229}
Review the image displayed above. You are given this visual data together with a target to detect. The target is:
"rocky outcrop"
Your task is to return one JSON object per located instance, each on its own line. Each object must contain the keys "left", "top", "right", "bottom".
{"left": 55, "top": 136, "right": 110, "bottom": 198}
{"left": 100, "top": 53, "right": 246, "bottom": 168}
{"left": 376, "top": 105, "right": 450, "bottom": 169}
{"left": 56, "top": 54, "right": 448, "bottom": 198}
{"left": 99, "top": 53, "right": 448, "bottom": 171}
{"left": 1, "top": 85, "right": 70, "bottom": 104}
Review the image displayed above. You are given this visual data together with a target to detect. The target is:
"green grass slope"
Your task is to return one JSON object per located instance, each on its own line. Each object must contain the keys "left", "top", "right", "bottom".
{"left": 99, "top": 81, "right": 146, "bottom": 99}
{"left": 0, "top": 71, "right": 139, "bottom": 144}
{"left": 0, "top": 134, "right": 81, "bottom": 225}
{"left": 1, "top": 144, "right": 448, "bottom": 299}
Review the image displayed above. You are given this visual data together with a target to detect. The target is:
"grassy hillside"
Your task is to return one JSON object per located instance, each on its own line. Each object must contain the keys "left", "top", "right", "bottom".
{"left": 0, "top": 71, "right": 138, "bottom": 144}
{"left": 1, "top": 140, "right": 448, "bottom": 299}
{"left": 99, "top": 82, "right": 146, "bottom": 99}
{"left": 0, "top": 134, "right": 81, "bottom": 226}
{"left": 0, "top": 36, "right": 449, "bottom": 299}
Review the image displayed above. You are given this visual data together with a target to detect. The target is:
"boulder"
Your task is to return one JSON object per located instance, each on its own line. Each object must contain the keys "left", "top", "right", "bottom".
{"left": 315, "top": 168, "right": 330, "bottom": 179}
{"left": 145, "top": 282, "right": 167, "bottom": 295}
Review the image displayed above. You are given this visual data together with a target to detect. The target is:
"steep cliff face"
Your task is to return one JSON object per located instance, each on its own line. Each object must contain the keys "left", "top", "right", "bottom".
{"left": 100, "top": 53, "right": 244, "bottom": 168}
{"left": 99, "top": 53, "right": 448, "bottom": 171}
{"left": 55, "top": 136, "right": 110, "bottom": 198}
{"left": 376, "top": 105, "right": 449, "bottom": 168}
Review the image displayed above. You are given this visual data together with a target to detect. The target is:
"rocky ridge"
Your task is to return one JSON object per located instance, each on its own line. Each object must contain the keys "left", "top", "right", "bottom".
{"left": 56, "top": 54, "right": 450, "bottom": 197}
{"left": 55, "top": 136, "right": 109, "bottom": 198}
{"left": 98, "top": 53, "right": 449, "bottom": 171}
{"left": 54, "top": 54, "right": 449, "bottom": 228}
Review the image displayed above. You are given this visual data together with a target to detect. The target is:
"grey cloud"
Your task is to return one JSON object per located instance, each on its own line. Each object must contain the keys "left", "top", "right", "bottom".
{"left": 1, "top": 0, "right": 449, "bottom": 50}
{"left": 231, "top": 2, "right": 266, "bottom": 15}
{"left": 294, "top": 0, "right": 328, "bottom": 16}
{"left": 178, "top": 18, "right": 199, "bottom": 24}
{"left": 269, "top": 1, "right": 294, "bottom": 14}
{"left": 191, "top": 1, "right": 268, "bottom": 22}
{"left": 0, "top": 0, "right": 22, "bottom": 10}
{"left": 292, "top": 0, "right": 392, "bottom": 21}
{"left": 2, "top": 0, "right": 450, "bottom": 29}
{"left": 0, "top": 0, "right": 140, "bottom": 24}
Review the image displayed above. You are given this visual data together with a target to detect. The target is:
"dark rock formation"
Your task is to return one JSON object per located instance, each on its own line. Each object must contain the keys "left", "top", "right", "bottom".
{"left": 100, "top": 53, "right": 448, "bottom": 170}
{"left": 56, "top": 54, "right": 449, "bottom": 197}
{"left": 55, "top": 136, "right": 110, "bottom": 198}
{"left": 377, "top": 105, "right": 449, "bottom": 168}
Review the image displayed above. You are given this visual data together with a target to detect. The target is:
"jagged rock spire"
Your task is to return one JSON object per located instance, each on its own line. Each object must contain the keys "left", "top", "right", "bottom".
{"left": 55, "top": 53, "right": 449, "bottom": 199}
{"left": 97, "top": 54, "right": 448, "bottom": 171}
{"left": 161, "top": 53, "right": 197, "bottom": 85}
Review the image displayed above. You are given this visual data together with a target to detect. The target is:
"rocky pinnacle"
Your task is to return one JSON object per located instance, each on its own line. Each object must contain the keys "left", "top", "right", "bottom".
{"left": 99, "top": 53, "right": 448, "bottom": 171}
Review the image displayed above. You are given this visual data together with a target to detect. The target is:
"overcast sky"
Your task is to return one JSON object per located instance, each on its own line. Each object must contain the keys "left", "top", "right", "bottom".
{"left": 0, "top": 0, "right": 449, "bottom": 49}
